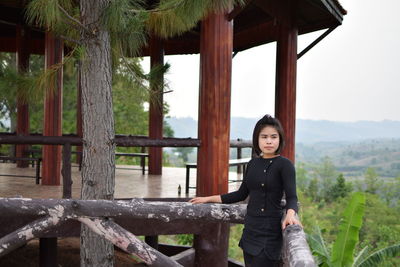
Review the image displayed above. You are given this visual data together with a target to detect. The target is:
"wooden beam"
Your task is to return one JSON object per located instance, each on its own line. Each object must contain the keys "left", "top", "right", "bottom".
{"left": 254, "top": 0, "right": 287, "bottom": 22}
{"left": 233, "top": 20, "right": 276, "bottom": 52}
{"left": 42, "top": 32, "right": 63, "bottom": 185}
{"left": 148, "top": 35, "right": 164, "bottom": 175}
{"left": 227, "top": 0, "right": 253, "bottom": 21}
{"left": 274, "top": 0, "right": 298, "bottom": 163}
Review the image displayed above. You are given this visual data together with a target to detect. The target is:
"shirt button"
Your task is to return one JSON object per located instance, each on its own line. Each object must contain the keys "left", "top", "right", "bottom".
{"left": 261, "top": 208, "right": 264, "bottom": 212}
{"left": 261, "top": 183, "right": 264, "bottom": 187}
{"left": 264, "top": 169, "right": 266, "bottom": 172}
{"left": 270, "top": 160, "right": 272, "bottom": 163}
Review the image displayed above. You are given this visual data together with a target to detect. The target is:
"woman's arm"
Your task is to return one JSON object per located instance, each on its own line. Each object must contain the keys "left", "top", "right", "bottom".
{"left": 281, "top": 159, "right": 301, "bottom": 229}
{"left": 281, "top": 208, "right": 302, "bottom": 230}
{"left": 189, "top": 195, "right": 222, "bottom": 204}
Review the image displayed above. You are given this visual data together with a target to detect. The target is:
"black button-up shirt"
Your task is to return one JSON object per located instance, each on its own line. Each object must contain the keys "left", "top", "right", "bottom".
{"left": 221, "top": 156, "right": 298, "bottom": 216}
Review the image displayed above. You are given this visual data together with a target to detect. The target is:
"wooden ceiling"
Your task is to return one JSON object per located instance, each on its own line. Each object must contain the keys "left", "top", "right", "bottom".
{"left": 0, "top": 0, "right": 346, "bottom": 56}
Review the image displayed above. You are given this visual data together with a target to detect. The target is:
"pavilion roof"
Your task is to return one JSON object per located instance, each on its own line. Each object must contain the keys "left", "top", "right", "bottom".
{"left": 0, "top": 0, "right": 346, "bottom": 56}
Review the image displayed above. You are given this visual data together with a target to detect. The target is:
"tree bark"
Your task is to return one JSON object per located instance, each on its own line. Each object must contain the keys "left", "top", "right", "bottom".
{"left": 80, "top": 1, "right": 115, "bottom": 266}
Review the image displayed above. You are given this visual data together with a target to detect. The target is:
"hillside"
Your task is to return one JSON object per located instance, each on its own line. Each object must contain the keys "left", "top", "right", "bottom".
{"left": 166, "top": 117, "right": 400, "bottom": 143}
{"left": 166, "top": 117, "right": 400, "bottom": 177}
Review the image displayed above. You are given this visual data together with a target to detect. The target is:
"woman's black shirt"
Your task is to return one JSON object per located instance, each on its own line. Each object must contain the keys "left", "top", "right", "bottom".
{"left": 221, "top": 155, "right": 298, "bottom": 216}
{"left": 220, "top": 156, "right": 298, "bottom": 259}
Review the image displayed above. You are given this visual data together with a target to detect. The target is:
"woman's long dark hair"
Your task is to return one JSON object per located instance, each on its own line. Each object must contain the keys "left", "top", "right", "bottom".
{"left": 252, "top": 115, "right": 285, "bottom": 157}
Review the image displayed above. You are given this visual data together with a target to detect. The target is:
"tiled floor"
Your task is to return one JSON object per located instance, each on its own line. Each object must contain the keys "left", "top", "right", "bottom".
{"left": 0, "top": 163, "right": 243, "bottom": 199}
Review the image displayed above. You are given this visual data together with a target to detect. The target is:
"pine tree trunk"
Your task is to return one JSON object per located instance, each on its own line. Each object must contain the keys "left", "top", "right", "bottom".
{"left": 79, "top": 1, "right": 115, "bottom": 266}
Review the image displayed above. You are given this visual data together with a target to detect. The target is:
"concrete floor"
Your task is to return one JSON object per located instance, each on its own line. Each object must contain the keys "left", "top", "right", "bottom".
{"left": 0, "top": 163, "right": 243, "bottom": 199}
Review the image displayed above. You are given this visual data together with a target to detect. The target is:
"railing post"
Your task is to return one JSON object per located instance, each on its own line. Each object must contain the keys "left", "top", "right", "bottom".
{"left": 39, "top": 238, "right": 58, "bottom": 267}
{"left": 141, "top": 146, "right": 146, "bottom": 174}
{"left": 61, "top": 143, "right": 72, "bottom": 199}
{"left": 236, "top": 138, "right": 242, "bottom": 174}
{"left": 145, "top": 235, "right": 159, "bottom": 250}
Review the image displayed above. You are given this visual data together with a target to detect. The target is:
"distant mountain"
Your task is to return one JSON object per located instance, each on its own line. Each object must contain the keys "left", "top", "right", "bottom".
{"left": 296, "top": 119, "right": 400, "bottom": 143}
{"left": 166, "top": 117, "right": 400, "bottom": 143}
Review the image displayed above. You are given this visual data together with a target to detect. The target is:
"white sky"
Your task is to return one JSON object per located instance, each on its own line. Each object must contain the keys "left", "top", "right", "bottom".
{"left": 143, "top": 0, "right": 400, "bottom": 122}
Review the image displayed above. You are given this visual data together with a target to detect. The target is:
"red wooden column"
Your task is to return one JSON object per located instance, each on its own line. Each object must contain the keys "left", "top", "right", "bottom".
{"left": 42, "top": 32, "right": 63, "bottom": 185}
{"left": 148, "top": 36, "right": 164, "bottom": 175}
{"left": 15, "top": 25, "right": 30, "bottom": 167}
{"left": 275, "top": 0, "right": 298, "bottom": 163}
{"left": 194, "top": 11, "right": 233, "bottom": 267}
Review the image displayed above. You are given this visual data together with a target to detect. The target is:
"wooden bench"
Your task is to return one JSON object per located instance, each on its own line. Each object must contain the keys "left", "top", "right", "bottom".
{"left": 77, "top": 151, "right": 148, "bottom": 174}
{"left": 0, "top": 156, "right": 42, "bottom": 184}
{"left": 185, "top": 158, "right": 251, "bottom": 194}
{"left": 115, "top": 152, "right": 149, "bottom": 175}
{"left": 28, "top": 149, "right": 149, "bottom": 174}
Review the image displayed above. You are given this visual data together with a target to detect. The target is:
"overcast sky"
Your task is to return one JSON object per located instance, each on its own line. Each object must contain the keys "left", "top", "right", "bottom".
{"left": 143, "top": 0, "right": 400, "bottom": 122}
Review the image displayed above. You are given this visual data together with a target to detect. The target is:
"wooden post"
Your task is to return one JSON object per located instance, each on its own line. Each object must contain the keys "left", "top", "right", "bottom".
{"left": 62, "top": 143, "right": 72, "bottom": 199}
{"left": 195, "top": 10, "right": 233, "bottom": 267}
{"left": 15, "top": 25, "right": 30, "bottom": 167}
{"left": 148, "top": 36, "right": 164, "bottom": 175}
{"left": 145, "top": 235, "right": 159, "bottom": 250}
{"left": 42, "top": 32, "right": 63, "bottom": 185}
{"left": 275, "top": 0, "right": 298, "bottom": 163}
{"left": 39, "top": 238, "right": 57, "bottom": 267}
{"left": 237, "top": 139, "right": 242, "bottom": 174}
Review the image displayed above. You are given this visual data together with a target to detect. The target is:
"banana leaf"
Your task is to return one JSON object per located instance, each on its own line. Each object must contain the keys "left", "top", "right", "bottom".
{"left": 356, "top": 243, "right": 400, "bottom": 267}
{"left": 331, "top": 192, "right": 366, "bottom": 267}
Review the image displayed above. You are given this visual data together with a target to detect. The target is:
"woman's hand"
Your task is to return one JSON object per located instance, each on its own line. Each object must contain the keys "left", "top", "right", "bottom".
{"left": 189, "top": 195, "right": 222, "bottom": 204}
{"left": 282, "top": 209, "right": 303, "bottom": 230}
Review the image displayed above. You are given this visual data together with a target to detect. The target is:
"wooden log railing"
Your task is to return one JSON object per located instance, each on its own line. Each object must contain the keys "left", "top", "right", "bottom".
{"left": 0, "top": 134, "right": 252, "bottom": 198}
{"left": 0, "top": 198, "right": 316, "bottom": 266}
{"left": 0, "top": 198, "right": 245, "bottom": 266}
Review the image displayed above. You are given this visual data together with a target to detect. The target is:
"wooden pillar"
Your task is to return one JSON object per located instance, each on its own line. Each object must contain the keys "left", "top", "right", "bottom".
{"left": 42, "top": 32, "right": 63, "bottom": 185}
{"left": 148, "top": 36, "right": 164, "bottom": 175}
{"left": 275, "top": 0, "right": 298, "bottom": 163}
{"left": 15, "top": 25, "right": 30, "bottom": 167}
{"left": 194, "top": 11, "right": 233, "bottom": 267}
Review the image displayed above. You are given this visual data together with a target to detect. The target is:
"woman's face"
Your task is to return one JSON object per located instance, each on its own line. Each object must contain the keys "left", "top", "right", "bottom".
{"left": 258, "top": 126, "right": 280, "bottom": 158}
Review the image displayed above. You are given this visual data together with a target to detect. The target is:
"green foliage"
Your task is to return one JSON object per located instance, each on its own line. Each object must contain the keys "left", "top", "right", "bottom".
{"left": 379, "top": 176, "right": 400, "bottom": 207}
{"left": 228, "top": 224, "right": 244, "bottom": 262}
{"left": 308, "top": 226, "right": 331, "bottom": 266}
{"left": 331, "top": 192, "right": 366, "bottom": 267}
{"left": 355, "top": 243, "right": 400, "bottom": 267}
{"left": 176, "top": 234, "right": 193, "bottom": 246}
{"left": 364, "top": 167, "right": 382, "bottom": 194}
{"left": 146, "top": 0, "right": 245, "bottom": 39}
{"left": 296, "top": 162, "right": 309, "bottom": 191}
{"left": 307, "top": 177, "right": 320, "bottom": 202}
{"left": 327, "top": 174, "right": 353, "bottom": 202}
{"left": 304, "top": 190, "right": 400, "bottom": 267}
{"left": 104, "top": 0, "right": 148, "bottom": 60}
{"left": 25, "top": 0, "right": 79, "bottom": 46}
{"left": 315, "top": 156, "right": 339, "bottom": 200}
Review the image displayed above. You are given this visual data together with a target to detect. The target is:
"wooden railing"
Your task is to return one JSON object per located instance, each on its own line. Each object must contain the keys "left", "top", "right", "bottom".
{"left": 0, "top": 197, "right": 316, "bottom": 266}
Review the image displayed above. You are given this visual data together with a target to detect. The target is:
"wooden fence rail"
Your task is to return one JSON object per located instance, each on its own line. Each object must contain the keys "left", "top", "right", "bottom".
{"left": 0, "top": 198, "right": 316, "bottom": 266}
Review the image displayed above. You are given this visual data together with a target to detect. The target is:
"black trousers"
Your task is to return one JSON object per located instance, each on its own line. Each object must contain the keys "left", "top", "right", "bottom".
{"left": 243, "top": 251, "right": 280, "bottom": 267}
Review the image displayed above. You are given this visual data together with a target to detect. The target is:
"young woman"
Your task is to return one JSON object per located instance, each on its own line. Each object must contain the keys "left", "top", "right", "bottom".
{"left": 189, "top": 114, "right": 301, "bottom": 267}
